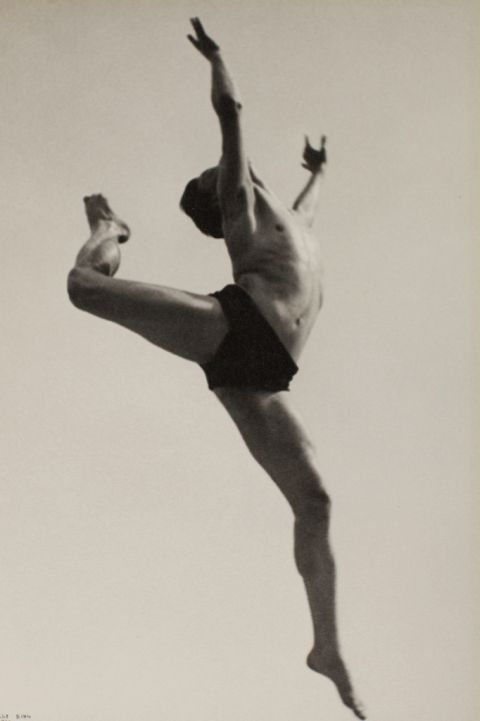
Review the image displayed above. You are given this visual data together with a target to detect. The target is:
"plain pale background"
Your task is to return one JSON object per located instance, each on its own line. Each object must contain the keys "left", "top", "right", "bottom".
{"left": 1, "top": 1, "right": 478, "bottom": 720}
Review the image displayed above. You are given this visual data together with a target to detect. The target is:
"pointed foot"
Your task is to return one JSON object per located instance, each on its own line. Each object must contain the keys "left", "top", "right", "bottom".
{"left": 307, "top": 650, "right": 366, "bottom": 719}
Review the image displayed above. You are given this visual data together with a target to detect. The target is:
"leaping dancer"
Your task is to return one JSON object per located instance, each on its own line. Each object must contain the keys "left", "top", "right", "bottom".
{"left": 67, "top": 18, "right": 365, "bottom": 719}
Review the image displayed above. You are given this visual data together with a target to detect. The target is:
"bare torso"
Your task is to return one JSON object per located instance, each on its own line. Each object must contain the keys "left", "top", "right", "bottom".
{"left": 223, "top": 173, "right": 323, "bottom": 361}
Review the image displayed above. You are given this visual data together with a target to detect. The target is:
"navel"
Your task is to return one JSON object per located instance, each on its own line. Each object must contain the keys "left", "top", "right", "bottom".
{"left": 275, "top": 223, "right": 284, "bottom": 232}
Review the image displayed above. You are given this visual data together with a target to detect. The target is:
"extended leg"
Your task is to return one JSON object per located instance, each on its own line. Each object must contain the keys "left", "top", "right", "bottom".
{"left": 68, "top": 195, "right": 227, "bottom": 363}
{"left": 215, "top": 388, "right": 365, "bottom": 720}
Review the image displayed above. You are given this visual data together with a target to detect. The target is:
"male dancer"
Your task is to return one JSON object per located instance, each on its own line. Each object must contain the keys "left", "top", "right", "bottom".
{"left": 67, "top": 18, "right": 365, "bottom": 719}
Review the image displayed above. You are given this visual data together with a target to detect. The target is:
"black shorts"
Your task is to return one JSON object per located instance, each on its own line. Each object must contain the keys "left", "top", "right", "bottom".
{"left": 201, "top": 284, "right": 298, "bottom": 392}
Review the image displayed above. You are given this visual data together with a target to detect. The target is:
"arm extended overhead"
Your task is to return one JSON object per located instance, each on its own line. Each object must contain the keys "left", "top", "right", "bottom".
{"left": 188, "top": 17, "right": 253, "bottom": 223}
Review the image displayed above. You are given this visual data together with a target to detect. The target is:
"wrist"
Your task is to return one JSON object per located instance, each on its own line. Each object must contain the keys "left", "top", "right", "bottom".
{"left": 209, "top": 48, "right": 222, "bottom": 62}
{"left": 311, "top": 165, "right": 324, "bottom": 176}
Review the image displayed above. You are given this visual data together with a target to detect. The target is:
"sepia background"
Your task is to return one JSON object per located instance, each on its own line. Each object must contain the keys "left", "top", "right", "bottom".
{"left": 1, "top": 1, "right": 478, "bottom": 720}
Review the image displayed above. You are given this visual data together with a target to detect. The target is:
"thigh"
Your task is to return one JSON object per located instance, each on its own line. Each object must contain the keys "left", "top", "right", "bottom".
{"left": 76, "top": 271, "right": 228, "bottom": 364}
{"left": 215, "top": 388, "right": 323, "bottom": 511}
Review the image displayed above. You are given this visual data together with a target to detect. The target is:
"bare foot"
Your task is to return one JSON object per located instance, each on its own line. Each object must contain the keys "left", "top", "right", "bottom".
{"left": 75, "top": 195, "right": 130, "bottom": 276}
{"left": 83, "top": 194, "right": 130, "bottom": 243}
{"left": 307, "top": 649, "right": 366, "bottom": 719}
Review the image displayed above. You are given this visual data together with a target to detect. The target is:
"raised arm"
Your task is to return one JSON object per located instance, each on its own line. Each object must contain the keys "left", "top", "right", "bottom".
{"left": 188, "top": 18, "right": 253, "bottom": 224}
{"left": 292, "top": 136, "right": 327, "bottom": 226}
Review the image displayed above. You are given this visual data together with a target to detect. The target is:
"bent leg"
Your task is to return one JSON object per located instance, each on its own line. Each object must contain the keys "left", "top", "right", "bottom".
{"left": 68, "top": 196, "right": 227, "bottom": 364}
{"left": 214, "top": 388, "right": 365, "bottom": 719}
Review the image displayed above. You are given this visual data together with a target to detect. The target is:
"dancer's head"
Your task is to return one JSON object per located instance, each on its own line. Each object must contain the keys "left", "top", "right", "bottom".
{"left": 180, "top": 167, "right": 223, "bottom": 238}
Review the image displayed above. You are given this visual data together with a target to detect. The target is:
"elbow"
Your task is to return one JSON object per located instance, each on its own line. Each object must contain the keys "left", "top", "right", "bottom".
{"left": 215, "top": 93, "right": 242, "bottom": 119}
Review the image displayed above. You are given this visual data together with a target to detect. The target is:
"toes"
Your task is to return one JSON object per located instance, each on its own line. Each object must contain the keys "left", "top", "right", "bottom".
{"left": 83, "top": 193, "right": 105, "bottom": 205}
{"left": 83, "top": 194, "right": 111, "bottom": 212}
{"left": 83, "top": 194, "right": 117, "bottom": 228}
{"left": 345, "top": 693, "right": 366, "bottom": 719}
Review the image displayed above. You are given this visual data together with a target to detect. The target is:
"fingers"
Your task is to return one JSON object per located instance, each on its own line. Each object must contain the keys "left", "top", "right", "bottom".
{"left": 188, "top": 17, "right": 219, "bottom": 56}
{"left": 304, "top": 134, "right": 327, "bottom": 151}
{"left": 187, "top": 34, "right": 200, "bottom": 49}
{"left": 188, "top": 17, "right": 203, "bottom": 46}
{"left": 190, "top": 16, "right": 206, "bottom": 38}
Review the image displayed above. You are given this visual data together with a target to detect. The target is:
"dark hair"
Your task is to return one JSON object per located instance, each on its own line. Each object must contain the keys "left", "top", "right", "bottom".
{"left": 180, "top": 177, "right": 223, "bottom": 238}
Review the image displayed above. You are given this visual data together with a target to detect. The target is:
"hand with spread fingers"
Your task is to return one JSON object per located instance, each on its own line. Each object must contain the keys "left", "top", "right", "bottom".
{"left": 302, "top": 135, "right": 327, "bottom": 174}
{"left": 187, "top": 17, "right": 220, "bottom": 60}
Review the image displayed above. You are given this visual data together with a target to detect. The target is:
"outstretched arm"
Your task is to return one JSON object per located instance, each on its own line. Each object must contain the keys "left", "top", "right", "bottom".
{"left": 292, "top": 136, "right": 327, "bottom": 226}
{"left": 188, "top": 18, "right": 252, "bottom": 223}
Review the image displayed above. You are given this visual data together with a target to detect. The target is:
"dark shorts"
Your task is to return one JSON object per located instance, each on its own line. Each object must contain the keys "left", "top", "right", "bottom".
{"left": 200, "top": 284, "right": 298, "bottom": 392}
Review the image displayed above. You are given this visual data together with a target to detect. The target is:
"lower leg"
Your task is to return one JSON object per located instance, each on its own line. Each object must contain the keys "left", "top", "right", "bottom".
{"left": 294, "top": 499, "right": 365, "bottom": 719}
{"left": 294, "top": 497, "right": 338, "bottom": 654}
{"left": 214, "top": 391, "right": 365, "bottom": 718}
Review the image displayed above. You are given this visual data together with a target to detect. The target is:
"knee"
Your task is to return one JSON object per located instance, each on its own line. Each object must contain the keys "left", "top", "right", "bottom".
{"left": 67, "top": 268, "right": 83, "bottom": 307}
{"left": 295, "top": 488, "right": 331, "bottom": 525}
{"left": 67, "top": 267, "right": 97, "bottom": 310}
{"left": 216, "top": 93, "right": 242, "bottom": 120}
